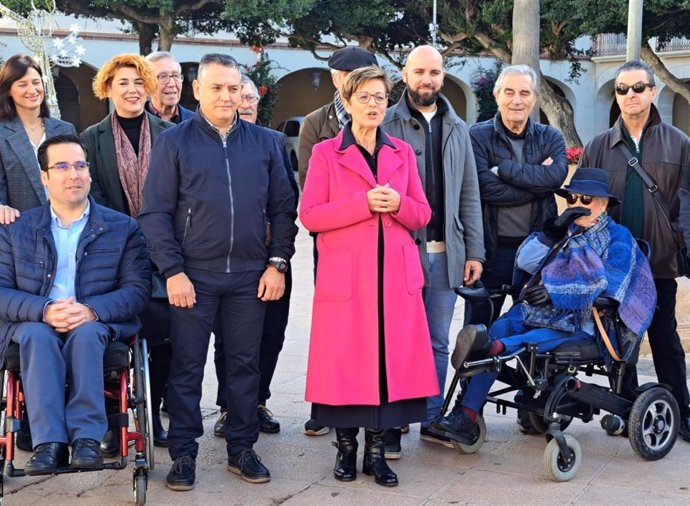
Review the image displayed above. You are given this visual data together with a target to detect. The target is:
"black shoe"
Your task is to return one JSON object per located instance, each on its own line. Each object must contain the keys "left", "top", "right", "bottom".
{"left": 304, "top": 418, "right": 330, "bottom": 436}
{"left": 332, "top": 428, "right": 358, "bottom": 481}
{"left": 258, "top": 405, "right": 280, "bottom": 434}
{"left": 680, "top": 416, "right": 690, "bottom": 443}
{"left": 419, "top": 424, "right": 453, "bottom": 448}
{"left": 25, "top": 442, "right": 69, "bottom": 475}
{"left": 362, "top": 429, "right": 398, "bottom": 487}
{"left": 100, "top": 430, "right": 119, "bottom": 458}
{"left": 153, "top": 413, "right": 169, "bottom": 447}
{"left": 430, "top": 411, "right": 479, "bottom": 446}
{"left": 383, "top": 428, "right": 402, "bottom": 460}
{"left": 450, "top": 324, "right": 491, "bottom": 370}
{"left": 71, "top": 438, "right": 104, "bottom": 470}
{"left": 214, "top": 410, "right": 227, "bottom": 438}
{"left": 227, "top": 448, "right": 271, "bottom": 484}
{"left": 167, "top": 455, "right": 196, "bottom": 491}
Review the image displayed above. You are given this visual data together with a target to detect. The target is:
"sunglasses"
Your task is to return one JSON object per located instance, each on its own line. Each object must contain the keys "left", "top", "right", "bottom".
{"left": 566, "top": 193, "right": 593, "bottom": 205}
{"left": 614, "top": 82, "right": 654, "bottom": 95}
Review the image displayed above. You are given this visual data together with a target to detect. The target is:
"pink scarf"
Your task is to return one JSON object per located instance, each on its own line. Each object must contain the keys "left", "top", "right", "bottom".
{"left": 111, "top": 113, "right": 152, "bottom": 217}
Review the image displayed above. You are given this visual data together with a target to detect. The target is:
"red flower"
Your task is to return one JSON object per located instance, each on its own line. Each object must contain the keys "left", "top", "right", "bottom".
{"left": 250, "top": 45, "right": 263, "bottom": 54}
{"left": 566, "top": 147, "right": 583, "bottom": 164}
{"left": 258, "top": 85, "right": 269, "bottom": 97}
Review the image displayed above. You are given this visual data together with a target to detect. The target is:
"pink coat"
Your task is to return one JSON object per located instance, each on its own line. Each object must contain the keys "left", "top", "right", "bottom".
{"left": 300, "top": 131, "right": 439, "bottom": 405}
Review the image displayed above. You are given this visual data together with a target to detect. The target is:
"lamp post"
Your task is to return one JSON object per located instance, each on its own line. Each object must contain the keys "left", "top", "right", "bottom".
{"left": 626, "top": 0, "right": 644, "bottom": 61}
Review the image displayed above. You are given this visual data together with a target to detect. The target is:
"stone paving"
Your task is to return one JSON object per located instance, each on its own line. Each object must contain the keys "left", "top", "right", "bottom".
{"left": 4, "top": 222, "right": 690, "bottom": 505}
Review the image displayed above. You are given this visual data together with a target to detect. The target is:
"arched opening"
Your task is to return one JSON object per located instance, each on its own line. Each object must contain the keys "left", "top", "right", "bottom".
{"left": 55, "top": 64, "right": 108, "bottom": 131}
{"left": 540, "top": 80, "right": 568, "bottom": 126}
{"left": 180, "top": 62, "right": 199, "bottom": 112}
{"left": 272, "top": 68, "right": 333, "bottom": 128}
{"left": 672, "top": 83, "right": 690, "bottom": 135}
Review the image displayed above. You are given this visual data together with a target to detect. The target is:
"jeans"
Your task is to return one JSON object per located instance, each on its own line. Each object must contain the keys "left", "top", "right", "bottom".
{"left": 422, "top": 252, "right": 458, "bottom": 424}
{"left": 460, "top": 305, "right": 595, "bottom": 413}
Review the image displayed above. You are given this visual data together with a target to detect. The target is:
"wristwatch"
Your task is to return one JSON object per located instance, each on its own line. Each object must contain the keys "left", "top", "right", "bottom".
{"left": 267, "top": 256, "right": 288, "bottom": 273}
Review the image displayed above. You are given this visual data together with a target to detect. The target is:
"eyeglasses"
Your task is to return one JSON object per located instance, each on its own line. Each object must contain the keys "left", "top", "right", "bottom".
{"left": 157, "top": 73, "right": 184, "bottom": 84}
{"left": 614, "top": 82, "right": 654, "bottom": 95}
{"left": 353, "top": 91, "right": 388, "bottom": 105}
{"left": 241, "top": 94, "right": 259, "bottom": 104}
{"left": 566, "top": 193, "right": 593, "bottom": 205}
{"left": 46, "top": 161, "right": 90, "bottom": 172}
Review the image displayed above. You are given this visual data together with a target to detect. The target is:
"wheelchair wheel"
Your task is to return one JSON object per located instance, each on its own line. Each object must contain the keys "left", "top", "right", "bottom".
{"left": 542, "top": 434, "right": 581, "bottom": 482}
{"left": 133, "top": 471, "right": 147, "bottom": 505}
{"left": 527, "top": 412, "right": 573, "bottom": 435}
{"left": 451, "top": 414, "right": 486, "bottom": 454}
{"left": 628, "top": 387, "right": 679, "bottom": 461}
{"left": 133, "top": 337, "right": 155, "bottom": 471}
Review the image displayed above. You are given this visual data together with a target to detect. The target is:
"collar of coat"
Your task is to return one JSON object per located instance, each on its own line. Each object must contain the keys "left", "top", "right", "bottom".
{"left": 389, "top": 90, "right": 458, "bottom": 124}
{"left": 332, "top": 128, "right": 403, "bottom": 187}
{"left": 492, "top": 112, "right": 534, "bottom": 139}
{"left": 37, "top": 195, "right": 108, "bottom": 236}
{"left": 609, "top": 104, "right": 662, "bottom": 148}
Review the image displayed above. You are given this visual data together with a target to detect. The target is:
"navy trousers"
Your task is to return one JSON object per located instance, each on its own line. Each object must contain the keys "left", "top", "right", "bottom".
{"left": 11, "top": 321, "right": 109, "bottom": 447}
{"left": 464, "top": 244, "right": 519, "bottom": 327}
{"left": 167, "top": 268, "right": 265, "bottom": 459}
{"left": 214, "top": 266, "right": 292, "bottom": 408}
{"left": 623, "top": 278, "right": 690, "bottom": 416}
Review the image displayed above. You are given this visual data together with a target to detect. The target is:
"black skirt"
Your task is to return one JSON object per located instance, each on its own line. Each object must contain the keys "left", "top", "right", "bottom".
{"left": 313, "top": 397, "right": 426, "bottom": 429}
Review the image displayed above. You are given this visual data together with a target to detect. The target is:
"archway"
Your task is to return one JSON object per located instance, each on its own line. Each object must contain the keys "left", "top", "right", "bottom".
{"left": 55, "top": 64, "right": 107, "bottom": 131}
{"left": 272, "top": 68, "right": 333, "bottom": 128}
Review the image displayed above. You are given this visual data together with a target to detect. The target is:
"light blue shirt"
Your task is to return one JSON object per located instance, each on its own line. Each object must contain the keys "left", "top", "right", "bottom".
{"left": 48, "top": 202, "right": 90, "bottom": 300}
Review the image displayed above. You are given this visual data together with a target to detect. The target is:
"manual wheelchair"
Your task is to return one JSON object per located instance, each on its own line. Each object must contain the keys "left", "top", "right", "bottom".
{"left": 429, "top": 282, "right": 680, "bottom": 482}
{"left": 0, "top": 335, "right": 154, "bottom": 505}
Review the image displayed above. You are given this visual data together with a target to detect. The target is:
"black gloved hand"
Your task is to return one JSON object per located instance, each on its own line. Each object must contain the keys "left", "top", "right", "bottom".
{"left": 542, "top": 207, "right": 591, "bottom": 242}
{"left": 523, "top": 284, "right": 551, "bottom": 306}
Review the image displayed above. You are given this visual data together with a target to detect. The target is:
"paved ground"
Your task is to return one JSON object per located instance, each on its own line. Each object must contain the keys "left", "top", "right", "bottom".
{"left": 4, "top": 222, "right": 690, "bottom": 505}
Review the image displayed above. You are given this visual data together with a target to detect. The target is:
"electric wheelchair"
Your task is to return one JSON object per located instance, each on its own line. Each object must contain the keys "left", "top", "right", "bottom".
{"left": 0, "top": 335, "right": 154, "bottom": 505}
{"left": 429, "top": 281, "right": 680, "bottom": 482}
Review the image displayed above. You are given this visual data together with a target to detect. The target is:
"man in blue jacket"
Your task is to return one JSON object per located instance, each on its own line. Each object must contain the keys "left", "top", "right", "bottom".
{"left": 466, "top": 65, "right": 567, "bottom": 327}
{"left": 0, "top": 134, "right": 151, "bottom": 475}
{"left": 139, "top": 53, "right": 298, "bottom": 491}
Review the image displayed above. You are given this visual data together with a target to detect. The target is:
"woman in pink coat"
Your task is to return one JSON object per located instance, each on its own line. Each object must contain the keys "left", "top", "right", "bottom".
{"left": 300, "top": 66, "right": 438, "bottom": 487}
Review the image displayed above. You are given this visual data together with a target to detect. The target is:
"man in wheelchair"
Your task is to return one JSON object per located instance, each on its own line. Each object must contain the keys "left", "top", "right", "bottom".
{"left": 431, "top": 167, "right": 657, "bottom": 444}
{"left": 0, "top": 135, "right": 151, "bottom": 475}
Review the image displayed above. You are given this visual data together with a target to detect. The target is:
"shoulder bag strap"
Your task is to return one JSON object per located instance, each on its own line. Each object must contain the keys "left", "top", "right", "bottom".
{"left": 618, "top": 144, "right": 674, "bottom": 226}
{"left": 592, "top": 308, "right": 622, "bottom": 362}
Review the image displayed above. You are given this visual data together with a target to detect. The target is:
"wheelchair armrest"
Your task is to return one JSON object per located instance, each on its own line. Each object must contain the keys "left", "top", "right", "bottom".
{"left": 593, "top": 296, "right": 619, "bottom": 310}
{"left": 455, "top": 281, "right": 492, "bottom": 303}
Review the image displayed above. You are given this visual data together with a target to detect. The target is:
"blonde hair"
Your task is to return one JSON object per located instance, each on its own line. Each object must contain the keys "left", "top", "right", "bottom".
{"left": 92, "top": 53, "right": 158, "bottom": 100}
{"left": 340, "top": 66, "right": 391, "bottom": 101}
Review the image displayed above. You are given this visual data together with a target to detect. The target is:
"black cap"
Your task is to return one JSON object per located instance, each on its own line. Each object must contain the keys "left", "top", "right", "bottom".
{"left": 328, "top": 47, "right": 377, "bottom": 71}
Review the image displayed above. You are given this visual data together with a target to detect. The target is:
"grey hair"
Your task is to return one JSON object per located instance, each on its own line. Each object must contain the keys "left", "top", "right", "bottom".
{"left": 241, "top": 75, "right": 259, "bottom": 97}
{"left": 145, "top": 51, "right": 181, "bottom": 72}
{"left": 493, "top": 64, "right": 539, "bottom": 94}
{"left": 197, "top": 53, "right": 239, "bottom": 80}
{"left": 615, "top": 60, "right": 655, "bottom": 86}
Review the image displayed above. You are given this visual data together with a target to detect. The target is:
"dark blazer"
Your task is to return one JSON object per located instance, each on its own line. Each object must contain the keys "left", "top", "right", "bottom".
{"left": 0, "top": 196, "right": 152, "bottom": 360}
{"left": 0, "top": 116, "right": 76, "bottom": 211}
{"left": 80, "top": 112, "right": 172, "bottom": 214}
{"left": 298, "top": 102, "right": 340, "bottom": 190}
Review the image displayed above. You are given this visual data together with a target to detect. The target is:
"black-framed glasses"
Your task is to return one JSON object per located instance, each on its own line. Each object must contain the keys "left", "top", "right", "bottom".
{"left": 566, "top": 193, "right": 593, "bottom": 205}
{"left": 614, "top": 82, "right": 654, "bottom": 95}
{"left": 353, "top": 91, "right": 388, "bottom": 105}
{"left": 157, "top": 73, "right": 184, "bottom": 84}
{"left": 46, "top": 161, "right": 90, "bottom": 172}
{"left": 241, "top": 94, "right": 259, "bottom": 104}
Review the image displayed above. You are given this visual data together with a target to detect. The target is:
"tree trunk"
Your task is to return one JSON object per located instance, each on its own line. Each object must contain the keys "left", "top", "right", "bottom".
{"left": 138, "top": 22, "right": 156, "bottom": 55}
{"left": 157, "top": 16, "right": 175, "bottom": 51}
{"left": 641, "top": 43, "right": 690, "bottom": 105}
{"left": 512, "top": 0, "right": 541, "bottom": 122}
{"left": 539, "top": 73, "right": 583, "bottom": 147}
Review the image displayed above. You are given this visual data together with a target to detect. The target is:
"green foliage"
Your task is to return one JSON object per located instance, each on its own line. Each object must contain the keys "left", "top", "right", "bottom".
{"left": 470, "top": 60, "right": 502, "bottom": 122}
{"left": 242, "top": 50, "right": 282, "bottom": 127}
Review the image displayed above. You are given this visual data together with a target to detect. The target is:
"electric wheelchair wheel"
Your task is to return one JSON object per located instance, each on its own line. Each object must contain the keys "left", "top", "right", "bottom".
{"left": 132, "top": 336, "right": 155, "bottom": 471}
{"left": 628, "top": 387, "right": 679, "bottom": 461}
{"left": 452, "top": 414, "right": 486, "bottom": 454}
{"left": 527, "top": 413, "right": 573, "bottom": 435}
{"left": 542, "top": 434, "right": 581, "bottom": 482}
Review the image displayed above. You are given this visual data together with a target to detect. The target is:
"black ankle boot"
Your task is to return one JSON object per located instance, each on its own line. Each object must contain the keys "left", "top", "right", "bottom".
{"left": 362, "top": 428, "right": 398, "bottom": 487}
{"left": 153, "top": 413, "right": 169, "bottom": 447}
{"left": 332, "top": 428, "right": 358, "bottom": 481}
